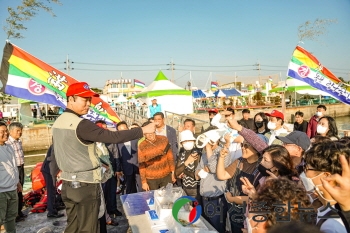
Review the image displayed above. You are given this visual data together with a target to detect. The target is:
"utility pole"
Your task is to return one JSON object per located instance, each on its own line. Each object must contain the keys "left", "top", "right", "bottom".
{"left": 167, "top": 59, "right": 175, "bottom": 82}
{"left": 234, "top": 72, "right": 237, "bottom": 89}
{"left": 254, "top": 60, "right": 261, "bottom": 84}
{"left": 64, "top": 55, "right": 74, "bottom": 74}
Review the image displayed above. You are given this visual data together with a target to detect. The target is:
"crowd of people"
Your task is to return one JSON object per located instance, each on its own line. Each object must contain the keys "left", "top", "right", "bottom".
{"left": 1, "top": 80, "right": 350, "bottom": 233}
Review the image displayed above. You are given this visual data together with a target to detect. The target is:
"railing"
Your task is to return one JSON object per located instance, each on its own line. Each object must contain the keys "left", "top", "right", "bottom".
{"left": 164, "top": 111, "right": 208, "bottom": 134}
{"left": 115, "top": 107, "right": 149, "bottom": 126}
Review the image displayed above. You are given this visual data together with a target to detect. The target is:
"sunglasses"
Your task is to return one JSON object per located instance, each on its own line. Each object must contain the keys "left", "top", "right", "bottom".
{"left": 241, "top": 142, "right": 251, "bottom": 149}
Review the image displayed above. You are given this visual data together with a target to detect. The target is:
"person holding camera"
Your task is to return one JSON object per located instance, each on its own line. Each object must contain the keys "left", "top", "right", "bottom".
{"left": 175, "top": 130, "right": 202, "bottom": 202}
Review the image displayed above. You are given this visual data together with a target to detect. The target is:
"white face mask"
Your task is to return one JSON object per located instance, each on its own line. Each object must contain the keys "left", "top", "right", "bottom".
{"left": 300, "top": 171, "right": 323, "bottom": 192}
{"left": 182, "top": 141, "right": 195, "bottom": 151}
{"left": 267, "top": 121, "right": 277, "bottom": 130}
{"left": 314, "top": 184, "right": 336, "bottom": 203}
{"left": 300, "top": 172, "right": 335, "bottom": 203}
{"left": 316, "top": 111, "right": 323, "bottom": 117}
{"left": 317, "top": 125, "right": 328, "bottom": 134}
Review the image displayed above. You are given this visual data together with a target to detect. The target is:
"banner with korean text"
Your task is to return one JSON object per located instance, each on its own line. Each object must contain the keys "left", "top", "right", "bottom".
{"left": 287, "top": 46, "right": 350, "bottom": 105}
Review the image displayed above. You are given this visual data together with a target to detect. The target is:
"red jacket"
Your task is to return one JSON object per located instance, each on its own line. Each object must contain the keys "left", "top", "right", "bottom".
{"left": 306, "top": 115, "right": 318, "bottom": 138}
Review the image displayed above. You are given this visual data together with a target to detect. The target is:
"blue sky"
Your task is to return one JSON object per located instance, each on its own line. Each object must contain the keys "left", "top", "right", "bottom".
{"left": 0, "top": 0, "right": 349, "bottom": 90}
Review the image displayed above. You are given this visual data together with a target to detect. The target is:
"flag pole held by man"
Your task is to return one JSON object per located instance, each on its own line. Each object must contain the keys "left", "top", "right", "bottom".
{"left": 52, "top": 82, "right": 156, "bottom": 233}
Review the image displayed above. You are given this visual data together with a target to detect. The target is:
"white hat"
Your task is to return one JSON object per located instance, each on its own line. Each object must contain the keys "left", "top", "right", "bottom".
{"left": 180, "top": 130, "right": 196, "bottom": 142}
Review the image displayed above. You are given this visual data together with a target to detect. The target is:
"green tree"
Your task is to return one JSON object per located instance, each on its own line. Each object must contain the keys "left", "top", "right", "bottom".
{"left": 0, "top": 92, "right": 12, "bottom": 112}
{"left": 3, "top": 0, "right": 61, "bottom": 39}
{"left": 91, "top": 88, "right": 103, "bottom": 94}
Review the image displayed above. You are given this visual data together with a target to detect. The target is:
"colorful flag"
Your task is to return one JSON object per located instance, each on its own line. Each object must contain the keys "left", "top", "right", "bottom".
{"left": 211, "top": 81, "right": 219, "bottom": 90}
{"left": 134, "top": 79, "right": 145, "bottom": 88}
{"left": 0, "top": 42, "right": 121, "bottom": 123}
{"left": 287, "top": 46, "right": 350, "bottom": 104}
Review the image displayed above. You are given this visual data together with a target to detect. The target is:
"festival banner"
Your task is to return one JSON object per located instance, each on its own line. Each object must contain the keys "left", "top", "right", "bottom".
{"left": 287, "top": 46, "right": 350, "bottom": 105}
{"left": 134, "top": 79, "right": 145, "bottom": 88}
{"left": 0, "top": 42, "right": 121, "bottom": 123}
{"left": 211, "top": 81, "right": 219, "bottom": 91}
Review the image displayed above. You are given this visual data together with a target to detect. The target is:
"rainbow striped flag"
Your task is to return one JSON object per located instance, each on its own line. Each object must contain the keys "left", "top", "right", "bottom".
{"left": 211, "top": 81, "right": 219, "bottom": 90}
{"left": 0, "top": 42, "right": 121, "bottom": 123}
{"left": 134, "top": 79, "right": 145, "bottom": 88}
{"left": 287, "top": 46, "right": 350, "bottom": 104}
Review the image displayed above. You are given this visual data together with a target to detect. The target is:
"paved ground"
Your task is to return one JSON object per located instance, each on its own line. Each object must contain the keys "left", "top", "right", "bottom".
{"left": 1, "top": 194, "right": 130, "bottom": 233}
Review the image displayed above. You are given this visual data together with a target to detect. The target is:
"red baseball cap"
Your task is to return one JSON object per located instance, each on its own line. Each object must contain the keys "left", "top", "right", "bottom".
{"left": 208, "top": 108, "right": 218, "bottom": 114}
{"left": 265, "top": 110, "right": 284, "bottom": 120}
{"left": 66, "top": 82, "right": 99, "bottom": 98}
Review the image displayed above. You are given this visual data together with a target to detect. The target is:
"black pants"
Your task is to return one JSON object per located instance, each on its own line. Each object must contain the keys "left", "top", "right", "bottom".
{"left": 17, "top": 165, "right": 24, "bottom": 215}
{"left": 42, "top": 171, "right": 57, "bottom": 215}
{"left": 124, "top": 174, "right": 137, "bottom": 194}
{"left": 61, "top": 181, "right": 101, "bottom": 233}
{"left": 103, "top": 176, "right": 117, "bottom": 214}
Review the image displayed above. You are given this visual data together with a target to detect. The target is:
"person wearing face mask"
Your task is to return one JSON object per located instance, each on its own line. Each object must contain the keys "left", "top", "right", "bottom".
{"left": 254, "top": 112, "right": 270, "bottom": 135}
{"left": 211, "top": 107, "right": 245, "bottom": 162}
{"left": 316, "top": 116, "right": 339, "bottom": 141}
{"left": 264, "top": 110, "right": 289, "bottom": 145}
{"left": 175, "top": 130, "right": 201, "bottom": 201}
{"left": 307, "top": 105, "right": 327, "bottom": 139}
{"left": 300, "top": 141, "right": 349, "bottom": 233}
{"left": 195, "top": 126, "right": 229, "bottom": 233}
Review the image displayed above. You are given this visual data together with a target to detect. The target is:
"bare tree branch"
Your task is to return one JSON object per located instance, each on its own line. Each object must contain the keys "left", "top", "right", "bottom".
{"left": 3, "top": 0, "right": 62, "bottom": 39}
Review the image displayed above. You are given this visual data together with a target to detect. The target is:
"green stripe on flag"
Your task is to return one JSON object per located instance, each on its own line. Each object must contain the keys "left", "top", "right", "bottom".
{"left": 9, "top": 64, "right": 66, "bottom": 97}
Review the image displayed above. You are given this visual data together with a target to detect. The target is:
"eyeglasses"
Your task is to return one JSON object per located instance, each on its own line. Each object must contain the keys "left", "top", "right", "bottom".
{"left": 241, "top": 142, "right": 251, "bottom": 149}
{"left": 303, "top": 164, "right": 317, "bottom": 173}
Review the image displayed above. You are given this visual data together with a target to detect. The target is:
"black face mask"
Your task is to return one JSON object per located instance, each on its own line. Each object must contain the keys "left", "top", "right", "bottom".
{"left": 255, "top": 121, "right": 264, "bottom": 129}
{"left": 258, "top": 163, "right": 273, "bottom": 176}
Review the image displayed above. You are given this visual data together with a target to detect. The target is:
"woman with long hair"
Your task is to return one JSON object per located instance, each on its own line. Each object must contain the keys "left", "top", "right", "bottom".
{"left": 316, "top": 116, "right": 339, "bottom": 140}
{"left": 254, "top": 112, "right": 270, "bottom": 135}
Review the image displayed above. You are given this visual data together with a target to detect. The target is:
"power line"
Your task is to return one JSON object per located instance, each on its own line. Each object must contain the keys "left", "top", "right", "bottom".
{"left": 73, "top": 68, "right": 159, "bottom": 72}
{"left": 175, "top": 64, "right": 253, "bottom": 68}
{"left": 74, "top": 62, "right": 165, "bottom": 67}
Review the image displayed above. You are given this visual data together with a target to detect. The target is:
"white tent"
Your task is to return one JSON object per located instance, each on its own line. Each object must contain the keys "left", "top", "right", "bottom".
{"left": 115, "top": 95, "right": 128, "bottom": 103}
{"left": 134, "top": 71, "right": 193, "bottom": 115}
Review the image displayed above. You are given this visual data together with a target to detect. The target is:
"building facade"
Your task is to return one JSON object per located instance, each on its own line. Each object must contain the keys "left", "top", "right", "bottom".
{"left": 102, "top": 79, "right": 144, "bottom": 101}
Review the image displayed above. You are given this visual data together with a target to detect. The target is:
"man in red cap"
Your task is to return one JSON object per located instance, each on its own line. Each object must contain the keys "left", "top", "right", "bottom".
{"left": 201, "top": 108, "right": 218, "bottom": 133}
{"left": 52, "top": 82, "right": 156, "bottom": 233}
{"left": 264, "top": 110, "right": 289, "bottom": 145}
